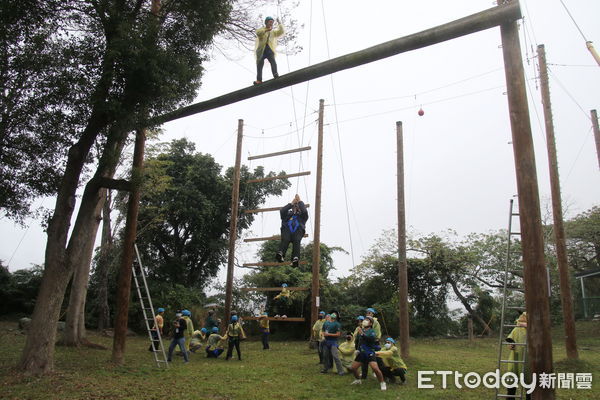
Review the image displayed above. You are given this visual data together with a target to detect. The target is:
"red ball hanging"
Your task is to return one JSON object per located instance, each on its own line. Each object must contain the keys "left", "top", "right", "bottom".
{"left": 418, "top": 108, "right": 424, "bottom": 116}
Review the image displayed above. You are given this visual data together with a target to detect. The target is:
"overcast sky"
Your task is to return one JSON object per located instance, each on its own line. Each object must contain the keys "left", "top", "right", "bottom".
{"left": 2, "top": 0, "right": 599, "bottom": 285}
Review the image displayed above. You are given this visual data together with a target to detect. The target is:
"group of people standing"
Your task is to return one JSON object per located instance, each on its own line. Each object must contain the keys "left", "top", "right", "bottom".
{"left": 149, "top": 308, "right": 246, "bottom": 363}
{"left": 312, "top": 307, "right": 408, "bottom": 391}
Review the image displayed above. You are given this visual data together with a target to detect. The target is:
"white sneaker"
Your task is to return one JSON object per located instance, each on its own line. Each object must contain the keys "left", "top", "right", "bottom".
{"left": 351, "top": 379, "right": 362, "bottom": 385}
{"left": 380, "top": 382, "right": 387, "bottom": 391}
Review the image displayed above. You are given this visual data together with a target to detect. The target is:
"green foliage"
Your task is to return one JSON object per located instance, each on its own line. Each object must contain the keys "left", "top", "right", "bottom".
{"left": 0, "top": 264, "right": 44, "bottom": 315}
{"left": 130, "top": 138, "right": 290, "bottom": 289}
{"left": 565, "top": 206, "right": 600, "bottom": 271}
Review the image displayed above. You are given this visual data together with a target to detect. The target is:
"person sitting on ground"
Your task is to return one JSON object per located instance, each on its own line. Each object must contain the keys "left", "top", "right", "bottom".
{"left": 206, "top": 327, "right": 226, "bottom": 358}
{"left": 253, "top": 16, "right": 284, "bottom": 85}
{"left": 320, "top": 312, "right": 345, "bottom": 376}
{"left": 225, "top": 315, "right": 246, "bottom": 361}
{"left": 167, "top": 311, "right": 189, "bottom": 363}
{"left": 375, "top": 337, "right": 407, "bottom": 384}
{"left": 189, "top": 329, "right": 207, "bottom": 353}
{"left": 259, "top": 312, "right": 270, "bottom": 350}
{"left": 339, "top": 332, "right": 357, "bottom": 374}
{"left": 350, "top": 316, "right": 386, "bottom": 391}
{"left": 276, "top": 194, "right": 308, "bottom": 268}
{"left": 148, "top": 307, "right": 165, "bottom": 352}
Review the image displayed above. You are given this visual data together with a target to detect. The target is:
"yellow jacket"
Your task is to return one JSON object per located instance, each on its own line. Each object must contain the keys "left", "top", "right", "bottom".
{"left": 182, "top": 316, "right": 194, "bottom": 350}
{"left": 372, "top": 318, "right": 382, "bottom": 340}
{"left": 225, "top": 322, "right": 246, "bottom": 339}
{"left": 338, "top": 339, "right": 356, "bottom": 369}
{"left": 376, "top": 345, "right": 407, "bottom": 370}
{"left": 255, "top": 23, "right": 284, "bottom": 60}
{"left": 312, "top": 319, "right": 325, "bottom": 341}
{"left": 507, "top": 325, "right": 527, "bottom": 374}
{"left": 207, "top": 333, "right": 226, "bottom": 351}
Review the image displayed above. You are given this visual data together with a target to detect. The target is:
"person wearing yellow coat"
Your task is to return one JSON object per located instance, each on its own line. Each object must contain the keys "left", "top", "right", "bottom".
{"left": 338, "top": 332, "right": 357, "bottom": 374}
{"left": 312, "top": 311, "right": 326, "bottom": 364}
{"left": 253, "top": 16, "right": 284, "bottom": 85}
{"left": 206, "top": 327, "right": 226, "bottom": 358}
{"left": 375, "top": 337, "right": 407, "bottom": 384}
{"left": 225, "top": 315, "right": 246, "bottom": 361}
{"left": 505, "top": 312, "right": 530, "bottom": 399}
{"left": 181, "top": 309, "right": 194, "bottom": 353}
{"left": 189, "top": 328, "right": 207, "bottom": 353}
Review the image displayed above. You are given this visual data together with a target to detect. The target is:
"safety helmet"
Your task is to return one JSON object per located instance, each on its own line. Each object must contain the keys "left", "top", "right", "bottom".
{"left": 366, "top": 307, "right": 377, "bottom": 314}
{"left": 282, "top": 283, "right": 288, "bottom": 287}
{"left": 357, "top": 315, "right": 365, "bottom": 321}
{"left": 212, "top": 327, "right": 219, "bottom": 333}
{"left": 157, "top": 307, "right": 165, "bottom": 313}
{"left": 231, "top": 315, "right": 239, "bottom": 322}
{"left": 182, "top": 309, "right": 191, "bottom": 317}
{"left": 201, "top": 328, "right": 208, "bottom": 334}
{"left": 385, "top": 337, "right": 396, "bottom": 344}
{"left": 265, "top": 16, "right": 274, "bottom": 24}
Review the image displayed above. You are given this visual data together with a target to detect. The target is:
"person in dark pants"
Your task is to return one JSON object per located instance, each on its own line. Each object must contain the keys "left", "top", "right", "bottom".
{"left": 276, "top": 194, "right": 309, "bottom": 267}
{"left": 167, "top": 311, "right": 188, "bottom": 363}
{"left": 259, "top": 312, "right": 270, "bottom": 349}
{"left": 225, "top": 315, "right": 246, "bottom": 361}
{"left": 254, "top": 16, "right": 284, "bottom": 85}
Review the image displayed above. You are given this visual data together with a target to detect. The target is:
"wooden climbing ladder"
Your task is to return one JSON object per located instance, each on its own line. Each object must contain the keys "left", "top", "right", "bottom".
{"left": 223, "top": 100, "right": 325, "bottom": 331}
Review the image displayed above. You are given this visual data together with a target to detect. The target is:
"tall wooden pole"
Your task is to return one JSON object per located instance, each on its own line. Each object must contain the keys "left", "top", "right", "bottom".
{"left": 591, "top": 109, "right": 600, "bottom": 170}
{"left": 311, "top": 100, "right": 324, "bottom": 330}
{"left": 395, "top": 121, "right": 410, "bottom": 359}
{"left": 224, "top": 120, "right": 244, "bottom": 326}
{"left": 112, "top": 128, "right": 146, "bottom": 364}
{"left": 500, "top": 2, "right": 554, "bottom": 398}
{"left": 537, "top": 44, "right": 579, "bottom": 360}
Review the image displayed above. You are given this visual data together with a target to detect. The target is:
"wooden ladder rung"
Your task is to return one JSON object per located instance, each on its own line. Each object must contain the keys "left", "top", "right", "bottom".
{"left": 244, "top": 204, "right": 310, "bottom": 214}
{"left": 244, "top": 233, "right": 308, "bottom": 242}
{"left": 247, "top": 171, "right": 310, "bottom": 184}
{"left": 243, "top": 316, "right": 305, "bottom": 322}
{"left": 248, "top": 146, "right": 311, "bottom": 161}
{"left": 242, "top": 261, "right": 308, "bottom": 267}
{"left": 240, "top": 287, "right": 309, "bottom": 292}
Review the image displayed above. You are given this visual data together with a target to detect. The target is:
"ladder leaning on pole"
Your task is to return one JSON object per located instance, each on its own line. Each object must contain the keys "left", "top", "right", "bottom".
{"left": 132, "top": 243, "right": 169, "bottom": 368}
{"left": 495, "top": 199, "right": 527, "bottom": 399}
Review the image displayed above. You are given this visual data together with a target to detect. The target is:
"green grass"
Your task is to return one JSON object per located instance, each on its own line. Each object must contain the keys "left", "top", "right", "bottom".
{"left": 0, "top": 320, "right": 598, "bottom": 399}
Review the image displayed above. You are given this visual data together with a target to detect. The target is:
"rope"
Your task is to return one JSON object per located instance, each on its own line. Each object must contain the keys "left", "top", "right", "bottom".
{"left": 320, "top": 0, "right": 356, "bottom": 269}
{"left": 558, "top": 0, "right": 589, "bottom": 42}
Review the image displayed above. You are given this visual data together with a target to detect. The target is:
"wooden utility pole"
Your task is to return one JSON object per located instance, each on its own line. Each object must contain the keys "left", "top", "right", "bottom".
{"left": 311, "top": 100, "right": 325, "bottom": 330}
{"left": 112, "top": 128, "right": 146, "bottom": 364}
{"left": 537, "top": 44, "right": 579, "bottom": 360}
{"left": 224, "top": 120, "right": 244, "bottom": 326}
{"left": 592, "top": 109, "right": 600, "bottom": 170}
{"left": 395, "top": 121, "right": 410, "bottom": 359}
{"left": 500, "top": 2, "right": 554, "bottom": 398}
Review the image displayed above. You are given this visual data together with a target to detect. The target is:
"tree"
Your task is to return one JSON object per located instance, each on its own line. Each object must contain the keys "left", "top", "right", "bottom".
{"left": 131, "top": 138, "right": 290, "bottom": 288}
{"left": 565, "top": 206, "right": 600, "bottom": 271}
{"left": 18, "top": 0, "right": 234, "bottom": 375}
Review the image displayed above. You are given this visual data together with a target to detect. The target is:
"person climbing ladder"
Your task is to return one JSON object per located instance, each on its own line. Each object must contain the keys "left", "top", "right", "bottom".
{"left": 254, "top": 16, "right": 284, "bottom": 85}
{"left": 276, "top": 194, "right": 308, "bottom": 267}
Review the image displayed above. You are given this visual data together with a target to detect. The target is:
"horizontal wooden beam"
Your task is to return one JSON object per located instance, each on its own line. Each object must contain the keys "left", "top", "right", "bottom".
{"left": 242, "top": 261, "right": 308, "bottom": 267}
{"left": 240, "top": 287, "right": 309, "bottom": 292}
{"left": 151, "top": 2, "right": 521, "bottom": 125}
{"left": 248, "top": 146, "right": 312, "bottom": 161}
{"left": 247, "top": 171, "right": 310, "bottom": 184}
{"left": 243, "top": 316, "right": 305, "bottom": 322}
{"left": 244, "top": 233, "right": 308, "bottom": 242}
{"left": 243, "top": 204, "right": 310, "bottom": 214}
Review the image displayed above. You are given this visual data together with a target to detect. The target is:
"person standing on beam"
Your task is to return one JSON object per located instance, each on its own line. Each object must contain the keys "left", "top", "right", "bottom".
{"left": 254, "top": 16, "right": 284, "bottom": 85}
{"left": 276, "top": 194, "right": 308, "bottom": 267}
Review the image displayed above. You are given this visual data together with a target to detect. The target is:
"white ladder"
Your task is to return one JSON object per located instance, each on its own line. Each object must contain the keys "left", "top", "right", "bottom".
{"left": 132, "top": 244, "right": 169, "bottom": 368}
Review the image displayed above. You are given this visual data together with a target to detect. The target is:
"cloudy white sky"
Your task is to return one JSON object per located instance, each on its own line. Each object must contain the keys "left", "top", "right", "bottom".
{"left": 2, "top": 0, "right": 599, "bottom": 285}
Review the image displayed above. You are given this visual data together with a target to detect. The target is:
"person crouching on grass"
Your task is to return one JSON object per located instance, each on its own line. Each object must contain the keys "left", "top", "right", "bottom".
{"left": 350, "top": 316, "right": 386, "bottom": 391}
{"left": 375, "top": 337, "right": 407, "bottom": 385}
{"left": 206, "top": 327, "right": 226, "bottom": 358}
{"left": 338, "top": 332, "right": 357, "bottom": 374}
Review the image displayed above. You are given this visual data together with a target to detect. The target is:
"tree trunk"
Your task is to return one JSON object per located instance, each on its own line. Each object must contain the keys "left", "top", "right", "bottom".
{"left": 63, "top": 129, "right": 128, "bottom": 346}
{"left": 448, "top": 278, "right": 492, "bottom": 336}
{"left": 97, "top": 191, "right": 113, "bottom": 331}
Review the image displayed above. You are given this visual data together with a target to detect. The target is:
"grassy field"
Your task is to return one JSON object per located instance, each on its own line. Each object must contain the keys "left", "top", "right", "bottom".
{"left": 0, "top": 320, "right": 598, "bottom": 400}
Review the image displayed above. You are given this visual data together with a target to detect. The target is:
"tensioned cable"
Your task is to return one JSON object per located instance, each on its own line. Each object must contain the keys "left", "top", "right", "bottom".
{"left": 558, "top": 0, "right": 589, "bottom": 42}
{"left": 548, "top": 67, "right": 592, "bottom": 119}
{"left": 565, "top": 126, "right": 594, "bottom": 181}
{"left": 321, "top": 0, "right": 356, "bottom": 269}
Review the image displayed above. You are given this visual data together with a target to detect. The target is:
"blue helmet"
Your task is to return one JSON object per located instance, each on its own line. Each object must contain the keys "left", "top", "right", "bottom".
{"left": 357, "top": 315, "right": 365, "bottom": 321}
{"left": 231, "top": 315, "right": 238, "bottom": 322}
{"left": 212, "top": 327, "right": 219, "bottom": 333}
{"left": 282, "top": 283, "right": 288, "bottom": 287}
{"left": 366, "top": 307, "right": 377, "bottom": 314}
{"left": 319, "top": 311, "right": 325, "bottom": 315}
{"left": 182, "top": 309, "right": 191, "bottom": 317}
{"left": 201, "top": 328, "right": 208, "bottom": 334}
{"left": 157, "top": 307, "right": 165, "bottom": 313}
{"left": 265, "top": 16, "right": 274, "bottom": 24}
{"left": 385, "top": 337, "right": 396, "bottom": 344}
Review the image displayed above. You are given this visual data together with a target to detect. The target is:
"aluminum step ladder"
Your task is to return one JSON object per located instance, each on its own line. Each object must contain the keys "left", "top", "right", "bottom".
{"left": 495, "top": 199, "right": 527, "bottom": 399}
{"left": 132, "top": 243, "right": 169, "bottom": 368}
